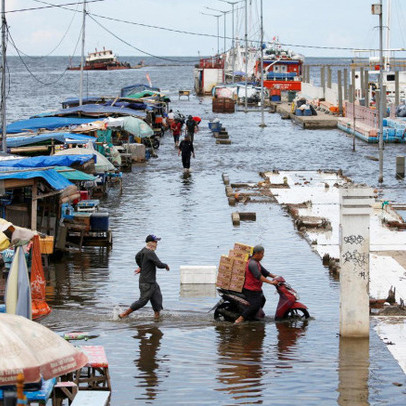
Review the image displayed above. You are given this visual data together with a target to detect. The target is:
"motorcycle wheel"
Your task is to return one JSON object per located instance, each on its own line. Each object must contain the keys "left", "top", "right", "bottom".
{"left": 152, "top": 138, "right": 160, "bottom": 149}
{"left": 284, "top": 308, "right": 310, "bottom": 319}
{"left": 214, "top": 302, "right": 238, "bottom": 322}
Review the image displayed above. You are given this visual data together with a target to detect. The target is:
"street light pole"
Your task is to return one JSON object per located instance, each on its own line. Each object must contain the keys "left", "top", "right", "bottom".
{"left": 259, "top": 0, "right": 266, "bottom": 127}
{"left": 201, "top": 12, "right": 221, "bottom": 55}
{"left": 244, "top": 0, "right": 248, "bottom": 112}
{"left": 372, "top": 1, "right": 384, "bottom": 183}
{"left": 1, "top": 0, "right": 6, "bottom": 152}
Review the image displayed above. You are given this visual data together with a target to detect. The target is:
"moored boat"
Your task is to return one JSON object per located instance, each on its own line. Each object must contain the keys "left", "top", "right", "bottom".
{"left": 67, "top": 47, "right": 134, "bottom": 71}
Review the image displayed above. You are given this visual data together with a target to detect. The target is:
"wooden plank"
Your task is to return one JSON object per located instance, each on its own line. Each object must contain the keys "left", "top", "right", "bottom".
{"left": 71, "top": 390, "right": 110, "bottom": 406}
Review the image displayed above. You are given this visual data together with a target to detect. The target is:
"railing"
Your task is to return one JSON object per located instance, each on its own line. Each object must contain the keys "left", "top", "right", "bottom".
{"left": 345, "top": 102, "right": 378, "bottom": 128}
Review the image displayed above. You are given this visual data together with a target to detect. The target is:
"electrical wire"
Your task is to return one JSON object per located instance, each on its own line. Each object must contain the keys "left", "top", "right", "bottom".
{"left": 7, "top": 0, "right": 106, "bottom": 14}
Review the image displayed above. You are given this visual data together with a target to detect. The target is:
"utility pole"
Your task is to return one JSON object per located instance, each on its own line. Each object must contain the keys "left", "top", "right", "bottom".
{"left": 79, "top": 0, "right": 87, "bottom": 106}
{"left": 372, "top": 2, "right": 384, "bottom": 183}
{"left": 259, "top": 0, "right": 266, "bottom": 127}
{"left": 201, "top": 13, "right": 221, "bottom": 55}
{"left": 1, "top": 0, "right": 6, "bottom": 152}
{"left": 244, "top": 0, "right": 248, "bottom": 112}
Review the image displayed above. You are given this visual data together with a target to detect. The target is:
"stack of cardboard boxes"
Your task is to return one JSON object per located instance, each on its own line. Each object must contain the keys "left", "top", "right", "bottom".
{"left": 216, "top": 243, "right": 254, "bottom": 292}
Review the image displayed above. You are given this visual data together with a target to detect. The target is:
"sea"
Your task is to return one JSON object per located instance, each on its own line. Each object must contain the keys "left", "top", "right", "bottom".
{"left": 4, "top": 55, "right": 406, "bottom": 405}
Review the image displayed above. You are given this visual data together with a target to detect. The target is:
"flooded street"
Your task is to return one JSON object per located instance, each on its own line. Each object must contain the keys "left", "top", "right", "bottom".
{"left": 7, "top": 57, "right": 406, "bottom": 404}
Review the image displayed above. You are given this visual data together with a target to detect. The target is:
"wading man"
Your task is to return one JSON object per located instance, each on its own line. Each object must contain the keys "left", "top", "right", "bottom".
{"left": 178, "top": 134, "right": 195, "bottom": 172}
{"left": 234, "top": 245, "right": 277, "bottom": 324}
{"left": 119, "top": 235, "right": 170, "bottom": 320}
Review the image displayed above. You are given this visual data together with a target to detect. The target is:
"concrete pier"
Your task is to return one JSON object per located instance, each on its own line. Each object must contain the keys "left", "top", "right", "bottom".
{"left": 273, "top": 102, "right": 338, "bottom": 129}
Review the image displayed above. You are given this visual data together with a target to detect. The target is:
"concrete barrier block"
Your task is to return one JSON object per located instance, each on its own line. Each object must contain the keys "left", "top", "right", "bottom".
{"left": 232, "top": 212, "right": 240, "bottom": 226}
{"left": 216, "top": 139, "right": 232, "bottom": 144}
{"left": 180, "top": 265, "right": 217, "bottom": 284}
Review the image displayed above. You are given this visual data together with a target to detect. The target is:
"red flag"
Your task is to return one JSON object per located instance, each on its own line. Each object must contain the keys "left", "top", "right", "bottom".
{"left": 146, "top": 73, "right": 152, "bottom": 87}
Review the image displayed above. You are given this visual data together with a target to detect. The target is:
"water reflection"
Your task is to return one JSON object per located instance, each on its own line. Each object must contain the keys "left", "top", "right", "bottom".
{"left": 337, "top": 337, "right": 369, "bottom": 406}
{"left": 133, "top": 325, "right": 167, "bottom": 402}
{"left": 215, "top": 323, "right": 265, "bottom": 404}
{"left": 275, "top": 320, "right": 308, "bottom": 367}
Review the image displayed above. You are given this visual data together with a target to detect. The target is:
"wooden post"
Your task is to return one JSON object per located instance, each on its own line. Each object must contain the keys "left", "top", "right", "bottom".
{"left": 321, "top": 66, "right": 326, "bottom": 98}
{"left": 31, "top": 180, "right": 38, "bottom": 231}
{"left": 343, "top": 68, "right": 348, "bottom": 101}
{"left": 327, "top": 66, "right": 332, "bottom": 89}
{"left": 339, "top": 187, "right": 374, "bottom": 338}
{"left": 338, "top": 70, "right": 343, "bottom": 116}
{"left": 395, "top": 71, "right": 400, "bottom": 108}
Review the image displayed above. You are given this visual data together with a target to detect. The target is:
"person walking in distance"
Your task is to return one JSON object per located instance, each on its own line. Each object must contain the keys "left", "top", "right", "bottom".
{"left": 171, "top": 119, "right": 182, "bottom": 147}
{"left": 119, "top": 235, "right": 170, "bottom": 320}
{"left": 178, "top": 134, "right": 195, "bottom": 172}
{"left": 185, "top": 115, "right": 197, "bottom": 143}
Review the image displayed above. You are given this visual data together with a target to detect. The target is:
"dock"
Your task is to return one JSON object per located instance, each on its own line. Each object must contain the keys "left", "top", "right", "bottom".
{"left": 272, "top": 102, "right": 338, "bottom": 129}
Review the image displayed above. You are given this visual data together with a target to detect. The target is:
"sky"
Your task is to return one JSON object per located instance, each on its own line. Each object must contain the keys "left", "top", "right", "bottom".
{"left": 4, "top": 0, "right": 406, "bottom": 59}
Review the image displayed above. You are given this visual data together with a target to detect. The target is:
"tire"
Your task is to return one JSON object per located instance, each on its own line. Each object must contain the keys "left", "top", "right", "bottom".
{"left": 284, "top": 308, "right": 310, "bottom": 319}
{"left": 214, "top": 302, "right": 238, "bottom": 322}
{"left": 152, "top": 138, "right": 160, "bottom": 149}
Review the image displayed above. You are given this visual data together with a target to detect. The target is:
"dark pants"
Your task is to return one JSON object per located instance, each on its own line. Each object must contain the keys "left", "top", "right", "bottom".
{"left": 241, "top": 288, "right": 266, "bottom": 320}
{"left": 181, "top": 154, "right": 191, "bottom": 169}
{"left": 187, "top": 130, "right": 194, "bottom": 143}
{"left": 130, "top": 282, "right": 163, "bottom": 312}
{"left": 173, "top": 134, "right": 180, "bottom": 144}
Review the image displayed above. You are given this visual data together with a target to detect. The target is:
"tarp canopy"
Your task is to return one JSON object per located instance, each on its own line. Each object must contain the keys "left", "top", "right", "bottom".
{"left": 106, "top": 116, "right": 153, "bottom": 138}
{"left": 0, "top": 167, "right": 73, "bottom": 190}
{"left": 55, "top": 166, "right": 96, "bottom": 181}
{"left": 54, "top": 147, "right": 115, "bottom": 172}
{"left": 38, "top": 104, "right": 140, "bottom": 118}
{"left": 120, "top": 84, "right": 160, "bottom": 97}
{"left": 6, "top": 117, "right": 95, "bottom": 134}
{"left": 0, "top": 154, "right": 95, "bottom": 169}
{"left": 6, "top": 132, "right": 95, "bottom": 148}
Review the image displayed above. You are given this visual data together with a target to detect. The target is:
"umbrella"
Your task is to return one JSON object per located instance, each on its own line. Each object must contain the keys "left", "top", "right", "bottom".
{"left": 0, "top": 313, "right": 88, "bottom": 385}
{"left": 5, "top": 246, "right": 32, "bottom": 319}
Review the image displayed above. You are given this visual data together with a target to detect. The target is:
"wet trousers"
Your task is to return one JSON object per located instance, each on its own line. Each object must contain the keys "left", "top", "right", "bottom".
{"left": 181, "top": 154, "right": 191, "bottom": 169}
{"left": 130, "top": 282, "right": 163, "bottom": 312}
{"left": 241, "top": 288, "right": 266, "bottom": 320}
{"left": 187, "top": 130, "right": 194, "bottom": 143}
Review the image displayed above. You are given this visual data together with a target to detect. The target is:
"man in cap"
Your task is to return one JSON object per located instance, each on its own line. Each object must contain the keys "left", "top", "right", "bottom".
{"left": 119, "top": 235, "right": 170, "bottom": 320}
{"left": 185, "top": 115, "right": 197, "bottom": 143}
{"left": 234, "top": 245, "right": 278, "bottom": 324}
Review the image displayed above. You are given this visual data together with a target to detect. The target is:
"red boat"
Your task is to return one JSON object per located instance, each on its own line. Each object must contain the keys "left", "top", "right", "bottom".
{"left": 255, "top": 38, "right": 304, "bottom": 92}
{"left": 68, "top": 47, "right": 134, "bottom": 71}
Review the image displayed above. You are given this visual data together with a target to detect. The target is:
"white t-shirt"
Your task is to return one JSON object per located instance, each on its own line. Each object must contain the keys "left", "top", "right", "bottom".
{"left": 168, "top": 112, "right": 175, "bottom": 120}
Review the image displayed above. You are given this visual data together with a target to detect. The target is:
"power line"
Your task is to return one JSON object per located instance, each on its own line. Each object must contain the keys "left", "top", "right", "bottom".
{"left": 6, "top": 0, "right": 106, "bottom": 14}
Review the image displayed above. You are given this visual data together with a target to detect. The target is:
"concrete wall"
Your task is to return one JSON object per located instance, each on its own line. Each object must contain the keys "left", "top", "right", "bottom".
{"left": 300, "top": 82, "right": 344, "bottom": 105}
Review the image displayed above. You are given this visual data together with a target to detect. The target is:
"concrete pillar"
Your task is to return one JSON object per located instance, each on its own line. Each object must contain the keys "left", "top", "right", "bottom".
{"left": 339, "top": 187, "right": 374, "bottom": 338}
{"left": 327, "top": 66, "right": 332, "bottom": 89}
{"left": 382, "top": 85, "right": 387, "bottom": 117}
{"left": 337, "top": 338, "right": 369, "bottom": 405}
{"left": 306, "top": 65, "right": 310, "bottom": 83}
{"left": 396, "top": 156, "right": 405, "bottom": 179}
{"left": 343, "top": 68, "right": 348, "bottom": 101}
{"left": 349, "top": 84, "right": 353, "bottom": 104}
{"left": 360, "top": 67, "right": 364, "bottom": 98}
{"left": 395, "top": 71, "right": 400, "bottom": 107}
{"left": 338, "top": 70, "right": 343, "bottom": 116}
{"left": 364, "top": 71, "right": 369, "bottom": 108}
{"left": 351, "top": 69, "right": 356, "bottom": 101}
{"left": 321, "top": 66, "right": 326, "bottom": 98}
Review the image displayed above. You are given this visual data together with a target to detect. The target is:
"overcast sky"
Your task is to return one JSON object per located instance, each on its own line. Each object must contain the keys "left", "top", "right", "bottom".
{"left": 5, "top": 0, "right": 406, "bottom": 59}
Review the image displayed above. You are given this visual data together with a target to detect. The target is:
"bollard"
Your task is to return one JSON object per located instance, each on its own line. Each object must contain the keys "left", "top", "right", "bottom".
{"left": 339, "top": 187, "right": 374, "bottom": 338}
{"left": 396, "top": 156, "right": 405, "bottom": 179}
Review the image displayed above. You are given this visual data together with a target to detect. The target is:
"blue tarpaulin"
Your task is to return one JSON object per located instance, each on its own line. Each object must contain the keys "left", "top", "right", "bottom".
{"left": 6, "top": 133, "right": 95, "bottom": 148}
{"left": 0, "top": 167, "right": 73, "bottom": 190}
{"left": 0, "top": 154, "right": 95, "bottom": 168}
{"left": 6, "top": 117, "right": 95, "bottom": 134}
{"left": 120, "top": 84, "right": 160, "bottom": 97}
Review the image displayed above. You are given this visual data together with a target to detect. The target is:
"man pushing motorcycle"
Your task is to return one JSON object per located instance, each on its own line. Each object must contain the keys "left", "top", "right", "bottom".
{"left": 234, "top": 245, "right": 278, "bottom": 324}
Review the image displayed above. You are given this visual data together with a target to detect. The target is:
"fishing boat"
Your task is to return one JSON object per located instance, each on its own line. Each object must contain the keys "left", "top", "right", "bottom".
{"left": 255, "top": 38, "right": 304, "bottom": 93}
{"left": 67, "top": 47, "right": 134, "bottom": 71}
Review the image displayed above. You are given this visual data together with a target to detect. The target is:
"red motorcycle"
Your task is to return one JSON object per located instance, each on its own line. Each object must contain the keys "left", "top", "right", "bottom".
{"left": 213, "top": 275, "right": 309, "bottom": 322}
{"left": 273, "top": 276, "right": 309, "bottom": 320}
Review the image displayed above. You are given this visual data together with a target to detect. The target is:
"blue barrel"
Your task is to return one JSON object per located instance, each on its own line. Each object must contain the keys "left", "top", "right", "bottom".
{"left": 209, "top": 121, "right": 222, "bottom": 132}
{"left": 295, "top": 109, "right": 303, "bottom": 116}
{"left": 90, "top": 212, "right": 109, "bottom": 231}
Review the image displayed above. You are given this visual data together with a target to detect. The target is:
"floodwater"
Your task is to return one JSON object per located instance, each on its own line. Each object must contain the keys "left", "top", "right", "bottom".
{"left": 6, "top": 56, "right": 406, "bottom": 405}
